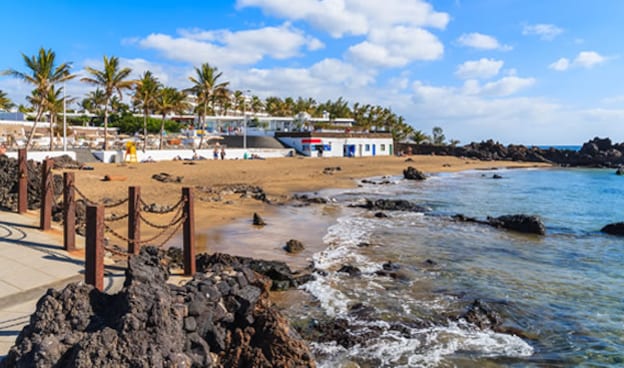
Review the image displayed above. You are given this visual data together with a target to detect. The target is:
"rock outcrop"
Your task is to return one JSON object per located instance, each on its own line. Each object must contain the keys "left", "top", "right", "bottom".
{"left": 453, "top": 213, "right": 546, "bottom": 235}
{"left": 601, "top": 222, "right": 624, "bottom": 236}
{"left": 403, "top": 166, "right": 427, "bottom": 180}
{"left": 2, "top": 247, "right": 316, "bottom": 367}
{"left": 284, "top": 239, "right": 305, "bottom": 254}
{"left": 352, "top": 198, "right": 429, "bottom": 213}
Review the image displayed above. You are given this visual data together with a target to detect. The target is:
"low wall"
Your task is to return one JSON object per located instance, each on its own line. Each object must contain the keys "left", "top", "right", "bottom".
{"left": 93, "top": 148, "right": 295, "bottom": 163}
{"left": 4, "top": 150, "right": 77, "bottom": 162}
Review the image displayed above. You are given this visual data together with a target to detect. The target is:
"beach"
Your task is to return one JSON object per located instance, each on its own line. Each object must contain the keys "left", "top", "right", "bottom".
{"left": 64, "top": 155, "right": 547, "bottom": 265}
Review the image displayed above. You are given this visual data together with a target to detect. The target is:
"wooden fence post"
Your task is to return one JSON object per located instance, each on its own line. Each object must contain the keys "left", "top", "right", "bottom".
{"left": 18, "top": 148, "right": 27, "bottom": 214}
{"left": 63, "top": 172, "right": 76, "bottom": 251}
{"left": 128, "top": 186, "right": 141, "bottom": 255}
{"left": 39, "top": 158, "right": 53, "bottom": 230}
{"left": 85, "top": 204, "right": 104, "bottom": 291}
{"left": 182, "top": 187, "right": 195, "bottom": 276}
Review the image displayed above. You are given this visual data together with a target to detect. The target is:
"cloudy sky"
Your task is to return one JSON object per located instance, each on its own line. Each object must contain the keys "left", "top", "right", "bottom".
{"left": 1, "top": 0, "right": 623, "bottom": 145}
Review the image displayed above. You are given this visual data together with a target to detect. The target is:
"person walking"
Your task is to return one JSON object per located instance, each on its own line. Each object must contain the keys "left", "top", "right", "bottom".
{"left": 220, "top": 146, "right": 226, "bottom": 160}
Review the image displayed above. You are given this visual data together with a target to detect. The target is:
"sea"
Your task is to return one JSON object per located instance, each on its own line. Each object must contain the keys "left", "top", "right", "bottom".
{"left": 205, "top": 167, "right": 624, "bottom": 367}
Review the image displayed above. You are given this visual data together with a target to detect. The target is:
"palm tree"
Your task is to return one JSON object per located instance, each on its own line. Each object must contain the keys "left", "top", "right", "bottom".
{"left": 250, "top": 95, "right": 264, "bottom": 114}
{"left": 81, "top": 56, "right": 134, "bottom": 150}
{"left": 187, "top": 63, "right": 229, "bottom": 148}
{"left": 133, "top": 71, "right": 161, "bottom": 151}
{"left": 154, "top": 87, "right": 188, "bottom": 149}
{"left": 41, "top": 86, "right": 65, "bottom": 150}
{"left": 2, "top": 48, "right": 74, "bottom": 149}
{"left": 0, "top": 90, "right": 14, "bottom": 111}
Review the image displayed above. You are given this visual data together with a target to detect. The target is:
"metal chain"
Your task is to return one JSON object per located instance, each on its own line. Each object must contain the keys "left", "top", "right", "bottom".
{"left": 103, "top": 197, "right": 129, "bottom": 209}
{"left": 72, "top": 184, "right": 128, "bottom": 208}
{"left": 103, "top": 244, "right": 131, "bottom": 258}
{"left": 138, "top": 204, "right": 184, "bottom": 229}
{"left": 139, "top": 197, "right": 185, "bottom": 214}
{"left": 72, "top": 185, "right": 98, "bottom": 206}
{"left": 104, "top": 213, "right": 130, "bottom": 222}
{"left": 153, "top": 216, "right": 186, "bottom": 248}
{"left": 105, "top": 222, "right": 172, "bottom": 246}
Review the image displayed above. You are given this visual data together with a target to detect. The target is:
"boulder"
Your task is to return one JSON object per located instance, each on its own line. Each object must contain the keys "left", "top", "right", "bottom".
{"left": 353, "top": 199, "right": 429, "bottom": 213}
{"left": 403, "top": 166, "right": 427, "bottom": 180}
{"left": 487, "top": 214, "right": 546, "bottom": 235}
{"left": 284, "top": 239, "right": 305, "bottom": 253}
{"left": 337, "top": 264, "right": 362, "bottom": 277}
{"left": 252, "top": 212, "right": 266, "bottom": 226}
{"left": 601, "top": 222, "right": 624, "bottom": 236}
{"left": 152, "top": 172, "right": 183, "bottom": 183}
{"left": 616, "top": 167, "right": 624, "bottom": 176}
{"left": 2, "top": 247, "right": 316, "bottom": 368}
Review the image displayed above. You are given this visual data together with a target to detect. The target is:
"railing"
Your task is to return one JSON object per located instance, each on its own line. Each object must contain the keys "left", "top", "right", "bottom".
{"left": 18, "top": 149, "right": 196, "bottom": 292}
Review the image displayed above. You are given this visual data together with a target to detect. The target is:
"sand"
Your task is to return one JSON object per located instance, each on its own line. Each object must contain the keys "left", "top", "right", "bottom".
{"left": 62, "top": 155, "right": 549, "bottom": 266}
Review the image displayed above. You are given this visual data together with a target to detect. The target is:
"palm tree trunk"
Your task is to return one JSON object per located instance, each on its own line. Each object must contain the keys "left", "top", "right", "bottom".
{"left": 26, "top": 106, "right": 44, "bottom": 150}
{"left": 159, "top": 114, "right": 165, "bottom": 150}
{"left": 198, "top": 103, "right": 207, "bottom": 149}
{"left": 103, "top": 97, "right": 110, "bottom": 150}
{"left": 143, "top": 110, "right": 148, "bottom": 152}
{"left": 49, "top": 115, "right": 54, "bottom": 151}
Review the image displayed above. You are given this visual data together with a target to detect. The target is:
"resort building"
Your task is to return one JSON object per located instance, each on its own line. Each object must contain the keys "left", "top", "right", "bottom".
{"left": 275, "top": 132, "right": 394, "bottom": 157}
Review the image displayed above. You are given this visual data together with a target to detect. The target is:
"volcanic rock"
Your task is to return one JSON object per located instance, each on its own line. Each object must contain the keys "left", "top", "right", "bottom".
{"left": 353, "top": 198, "right": 429, "bottom": 213}
{"left": 2, "top": 247, "right": 315, "bottom": 367}
{"left": 337, "top": 264, "right": 362, "bottom": 277}
{"left": 601, "top": 222, "right": 624, "bottom": 236}
{"left": 152, "top": 172, "right": 183, "bottom": 183}
{"left": 253, "top": 212, "right": 266, "bottom": 226}
{"left": 487, "top": 214, "right": 546, "bottom": 235}
{"left": 403, "top": 166, "right": 427, "bottom": 180}
{"left": 284, "top": 239, "right": 305, "bottom": 253}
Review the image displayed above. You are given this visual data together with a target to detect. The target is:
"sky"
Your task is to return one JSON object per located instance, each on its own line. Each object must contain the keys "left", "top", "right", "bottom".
{"left": 1, "top": 0, "right": 623, "bottom": 145}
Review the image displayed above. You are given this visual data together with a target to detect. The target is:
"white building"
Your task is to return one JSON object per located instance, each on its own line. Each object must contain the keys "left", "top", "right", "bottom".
{"left": 275, "top": 132, "right": 394, "bottom": 157}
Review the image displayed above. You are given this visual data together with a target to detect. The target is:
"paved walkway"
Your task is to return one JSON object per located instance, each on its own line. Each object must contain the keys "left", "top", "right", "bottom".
{"left": 0, "top": 210, "right": 124, "bottom": 358}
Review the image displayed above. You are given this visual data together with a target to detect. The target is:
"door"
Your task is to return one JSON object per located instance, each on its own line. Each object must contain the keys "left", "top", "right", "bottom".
{"left": 358, "top": 144, "right": 362, "bottom": 157}
{"left": 372, "top": 144, "right": 376, "bottom": 156}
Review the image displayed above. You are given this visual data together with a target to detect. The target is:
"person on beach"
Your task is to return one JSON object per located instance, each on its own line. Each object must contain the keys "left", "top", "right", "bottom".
{"left": 0, "top": 143, "right": 6, "bottom": 155}
{"left": 220, "top": 146, "right": 226, "bottom": 160}
{"left": 213, "top": 146, "right": 219, "bottom": 160}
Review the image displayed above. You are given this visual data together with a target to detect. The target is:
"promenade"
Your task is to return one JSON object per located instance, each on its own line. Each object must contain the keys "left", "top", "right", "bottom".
{"left": 0, "top": 210, "right": 123, "bottom": 358}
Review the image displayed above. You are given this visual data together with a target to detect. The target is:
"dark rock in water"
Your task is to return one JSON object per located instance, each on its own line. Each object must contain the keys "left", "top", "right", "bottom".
{"left": 284, "top": 239, "right": 305, "bottom": 253}
{"left": 2, "top": 247, "right": 315, "bottom": 367}
{"left": 461, "top": 299, "right": 503, "bottom": 330}
{"left": 337, "top": 264, "right": 362, "bottom": 277}
{"left": 382, "top": 261, "right": 400, "bottom": 271}
{"left": 252, "top": 212, "right": 266, "bottom": 226}
{"left": 348, "top": 303, "right": 376, "bottom": 319}
{"left": 492, "top": 174, "right": 503, "bottom": 179}
{"left": 487, "top": 214, "right": 546, "bottom": 235}
{"left": 374, "top": 211, "right": 389, "bottom": 218}
{"left": 293, "top": 194, "right": 328, "bottom": 204}
{"left": 196, "top": 252, "right": 313, "bottom": 291}
{"left": 616, "top": 167, "right": 624, "bottom": 176}
{"left": 354, "top": 199, "right": 429, "bottom": 213}
{"left": 152, "top": 172, "right": 183, "bottom": 183}
{"left": 601, "top": 222, "right": 624, "bottom": 236}
{"left": 424, "top": 259, "right": 437, "bottom": 266}
{"left": 403, "top": 166, "right": 427, "bottom": 180}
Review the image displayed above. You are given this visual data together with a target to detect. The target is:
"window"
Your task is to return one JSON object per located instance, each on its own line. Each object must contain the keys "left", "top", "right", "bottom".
{"left": 365, "top": 144, "right": 370, "bottom": 151}
{"left": 380, "top": 144, "right": 386, "bottom": 151}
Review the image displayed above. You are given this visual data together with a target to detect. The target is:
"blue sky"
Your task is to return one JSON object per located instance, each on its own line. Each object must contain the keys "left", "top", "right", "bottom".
{"left": 1, "top": 0, "right": 623, "bottom": 145}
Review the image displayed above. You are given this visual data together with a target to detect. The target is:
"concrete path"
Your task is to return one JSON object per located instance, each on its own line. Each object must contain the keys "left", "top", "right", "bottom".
{"left": 0, "top": 210, "right": 124, "bottom": 359}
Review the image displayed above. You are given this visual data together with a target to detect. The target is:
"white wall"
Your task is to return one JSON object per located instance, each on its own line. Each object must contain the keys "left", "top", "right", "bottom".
{"left": 276, "top": 136, "right": 393, "bottom": 157}
{"left": 94, "top": 148, "right": 295, "bottom": 163}
{"left": 4, "top": 151, "right": 77, "bottom": 162}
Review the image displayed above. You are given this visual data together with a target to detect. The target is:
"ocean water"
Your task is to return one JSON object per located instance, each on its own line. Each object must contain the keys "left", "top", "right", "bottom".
{"left": 207, "top": 167, "right": 624, "bottom": 367}
{"left": 534, "top": 145, "right": 582, "bottom": 151}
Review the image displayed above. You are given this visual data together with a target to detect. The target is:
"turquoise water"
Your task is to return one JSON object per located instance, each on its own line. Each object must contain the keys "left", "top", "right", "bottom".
{"left": 204, "top": 167, "right": 624, "bottom": 366}
{"left": 286, "top": 168, "right": 624, "bottom": 367}
{"left": 534, "top": 145, "right": 581, "bottom": 151}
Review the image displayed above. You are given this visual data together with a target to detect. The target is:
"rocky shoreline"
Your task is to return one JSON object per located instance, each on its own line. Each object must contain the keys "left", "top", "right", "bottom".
{"left": 399, "top": 137, "right": 624, "bottom": 168}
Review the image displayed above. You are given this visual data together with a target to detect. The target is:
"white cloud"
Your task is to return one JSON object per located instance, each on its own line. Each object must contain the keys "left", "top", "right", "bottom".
{"left": 236, "top": 0, "right": 449, "bottom": 38}
{"left": 135, "top": 23, "right": 322, "bottom": 67}
{"left": 549, "top": 57, "right": 570, "bottom": 71}
{"left": 522, "top": 23, "right": 563, "bottom": 41}
{"left": 574, "top": 51, "right": 606, "bottom": 68}
{"left": 457, "top": 33, "right": 512, "bottom": 51}
{"left": 455, "top": 58, "right": 504, "bottom": 79}
{"left": 347, "top": 26, "right": 444, "bottom": 67}
{"left": 480, "top": 76, "right": 536, "bottom": 97}
{"left": 549, "top": 51, "right": 606, "bottom": 71}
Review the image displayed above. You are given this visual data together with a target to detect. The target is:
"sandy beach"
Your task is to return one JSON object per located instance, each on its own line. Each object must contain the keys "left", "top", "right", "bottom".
{"left": 61, "top": 155, "right": 548, "bottom": 266}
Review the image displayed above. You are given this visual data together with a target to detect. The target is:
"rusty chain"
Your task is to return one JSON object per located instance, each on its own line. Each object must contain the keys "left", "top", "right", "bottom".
{"left": 103, "top": 244, "right": 131, "bottom": 258}
{"left": 138, "top": 204, "right": 184, "bottom": 229}
{"left": 139, "top": 197, "right": 185, "bottom": 214}
{"left": 104, "top": 219, "right": 184, "bottom": 248}
{"left": 104, "top": 213, "right": 130, "bottom": 222}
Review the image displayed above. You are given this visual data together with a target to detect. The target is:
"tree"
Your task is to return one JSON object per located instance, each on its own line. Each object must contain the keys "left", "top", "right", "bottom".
{"left": 250, "top": 95, "right": 264, "bottom": 114}
{"left": 0, "top": 90, "right": 14, "bottom": 111}
{"left": 81, "top": 56, "right": 134, "bottom": 150}
{"left": 2, "top": 48, "right": 74, "bottom": 149}
{"left": 41, "top": 86, "right": 64, "bottom": 150}
{"left": 432, "top": 126, "right": 446, "bottom": 145}
{"left": 187, "top": 63, "right": 229, "bottom": 148}
{"left": 154, "top": 87, "right": 188, "bottom": 149}
{"left": 411, "top": 130, "right": 431, "bottom": 144}
{"left": 133, "top": 71, "right": 161, "bottom": 151}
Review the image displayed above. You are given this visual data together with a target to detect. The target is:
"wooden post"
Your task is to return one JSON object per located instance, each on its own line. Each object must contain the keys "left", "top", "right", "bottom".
{"left": 182, "top": 187, "right": 195, "bottom": 276}
{"left": 128, "top": 186, "right": 141, "bottom": 255}
{"left": 85, "top": 205, "right": 104, "bottom": 291}
{"left": 63, "top": 172, "right": 76, "bottom": 251}
{"left": 17, "top": 148, "right": 27, "bottom": 214}
{"left": 39, "top": 158, "right": 53, "bottom": 230}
